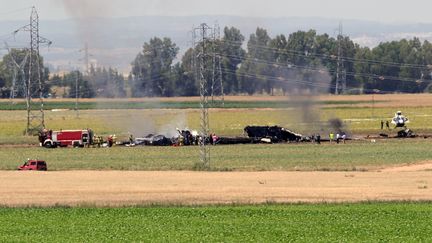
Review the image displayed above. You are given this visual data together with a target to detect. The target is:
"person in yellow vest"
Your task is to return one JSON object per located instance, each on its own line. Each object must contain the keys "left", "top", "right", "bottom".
{"left": 329, "top": 133, "right": 334, "bottom": 143}
{"left": 179, "top": 135, "right": 184, "bottom": 146}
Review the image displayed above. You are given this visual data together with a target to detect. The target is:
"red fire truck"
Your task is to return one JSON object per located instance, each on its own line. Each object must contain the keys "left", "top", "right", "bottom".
{"left": 39, "top": 129, "right": 93, "bottom": 148}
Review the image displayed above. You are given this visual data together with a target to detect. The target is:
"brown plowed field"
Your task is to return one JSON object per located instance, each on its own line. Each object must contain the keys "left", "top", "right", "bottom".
{"left": 1, "top": 170, "right": 431, "bottom": 207}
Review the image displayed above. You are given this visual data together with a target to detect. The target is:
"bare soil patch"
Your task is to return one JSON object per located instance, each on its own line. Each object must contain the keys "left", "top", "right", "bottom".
{"left": 379, "top": 161, "right": 432, "bottom": 172}
{"left": 0, "top": 171, "right": 431, "bottom": 207}
{"left": 319, "top": 94, "right": 432, "bottom": 107}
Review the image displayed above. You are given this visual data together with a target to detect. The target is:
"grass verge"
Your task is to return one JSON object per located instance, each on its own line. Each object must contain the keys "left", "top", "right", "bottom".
{"left": 1, "top": 139, "right": 432, "bottom": 171}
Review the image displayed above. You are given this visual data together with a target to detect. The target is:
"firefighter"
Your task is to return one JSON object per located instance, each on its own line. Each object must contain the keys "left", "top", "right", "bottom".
{"left": 179, "top": 135, "right": 184, "bottom": 146}
{"left": 88, "top": 129, "right": 94, "bottom": 147}
{"left": 212, "top": 133, "right": 219, "bottom": 145}
{"left": 107, "top": 135, "right": 113, "bottom": 147}
{"left": 129, "top": 133, "right": 134, "bottom": 145}
{"left": 94, "top": 135, "right": 101, "bottom": 148}
{"left": 98, "top": 136, "right": 103, "bottom": 147}
{"left": 38, "top": 129, "right": 46, "bottom": 146}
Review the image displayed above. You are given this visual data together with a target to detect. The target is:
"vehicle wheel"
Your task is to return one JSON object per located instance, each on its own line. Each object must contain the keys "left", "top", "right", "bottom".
{"left": 44, "top": 141, "right": 53, "bottom": 148}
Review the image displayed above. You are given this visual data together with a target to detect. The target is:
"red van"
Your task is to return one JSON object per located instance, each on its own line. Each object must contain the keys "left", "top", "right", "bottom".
{"left": 18, "top": 160, "right": 47, "bottom": 171}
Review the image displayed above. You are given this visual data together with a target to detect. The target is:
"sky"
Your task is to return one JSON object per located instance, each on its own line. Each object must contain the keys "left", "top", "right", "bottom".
{"left": 0, "top": 0, "right": 431, "bottom": 23}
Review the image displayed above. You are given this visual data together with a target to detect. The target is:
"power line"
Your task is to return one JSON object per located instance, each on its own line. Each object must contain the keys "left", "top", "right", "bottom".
{"left": 213, "top": 67, "right": 413, "bottom": 95}
{"left": 0, "top": 7, "right": 32, "bottom": 17}
{"left": 220, "top": 39, "right": 432, "bottom": 69}
{"left": 214, "top": 52, "right": 431, "bottom": 86}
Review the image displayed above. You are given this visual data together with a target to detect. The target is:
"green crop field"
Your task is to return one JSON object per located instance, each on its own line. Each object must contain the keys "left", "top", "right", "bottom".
{"left": 0, "top": 99, "right": 378, "bottom": 110}
{"left": 1, "top": 202, "right": 431, "bottom": 242}
{"left": 1, "top": 139, "right": 432, "bottom": 171}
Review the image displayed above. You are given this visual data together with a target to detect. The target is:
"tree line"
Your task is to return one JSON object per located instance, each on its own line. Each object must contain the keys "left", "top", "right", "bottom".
{"left": 2, "top": 26, "right": 432, "bottom": 98}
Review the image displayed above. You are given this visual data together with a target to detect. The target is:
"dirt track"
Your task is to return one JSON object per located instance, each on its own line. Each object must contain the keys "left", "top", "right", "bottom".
{"left": 1, "top": 170, "right": 431, "bottom": 207}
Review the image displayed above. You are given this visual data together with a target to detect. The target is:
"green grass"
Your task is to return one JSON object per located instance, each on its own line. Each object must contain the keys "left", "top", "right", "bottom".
{"left": 2, "top": 140, "right": 432, "bottom": 171}
{"left": 1, "top": 106, "right": 431, "bottom": 144}
{"left": 0, "top": 100, "right": 379, "bottom": 110}
{"left": 1, "top": 203, "right": 431, "bottom": 242}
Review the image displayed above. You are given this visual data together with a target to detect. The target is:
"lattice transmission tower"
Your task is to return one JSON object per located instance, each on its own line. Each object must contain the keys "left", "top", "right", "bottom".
{"left": 4, "top": 43, "right": 29, "bottom": 100}
{"left": 14, "top": 6, "right": 52, "bottom": 135}
{"left": 192, "top": 23, "right": 214, "bottom": 169}
{"left": 335, "top": 22, "right": 346, "bottom": 95}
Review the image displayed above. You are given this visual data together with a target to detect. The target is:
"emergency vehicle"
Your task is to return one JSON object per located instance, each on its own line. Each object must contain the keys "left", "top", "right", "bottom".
{"left": 39, "top": 129, "right": 93, "bottom": 148}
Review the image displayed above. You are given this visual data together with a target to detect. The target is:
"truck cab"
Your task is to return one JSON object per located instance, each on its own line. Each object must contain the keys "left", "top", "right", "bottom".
{"left": 18, "top": 160, "right": 47, "bottom": 171}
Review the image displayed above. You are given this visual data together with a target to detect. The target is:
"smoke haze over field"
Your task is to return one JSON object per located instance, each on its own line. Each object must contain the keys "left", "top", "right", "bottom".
{"left": 281, "top": 66, "right": 332, "bottom": 133}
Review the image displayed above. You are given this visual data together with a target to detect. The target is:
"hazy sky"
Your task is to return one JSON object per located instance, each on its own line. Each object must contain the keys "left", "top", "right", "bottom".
{"left": 0, "top": 0, "right": 431, "bottom": 23}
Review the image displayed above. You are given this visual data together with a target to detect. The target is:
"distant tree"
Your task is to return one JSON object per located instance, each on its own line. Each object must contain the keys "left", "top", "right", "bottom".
{"left": 238, "top": 27, "right": 272, "bottom": 95}
{"left": 176, "top": 53, "right": 198, "bottom": 96}
{"left": 84, "top": 66, "right": 125, "bottom": 98}
{"left": 220, "top": 26, "right": 246, "bottom": 94}
{"left": 62, "top": 71, "right": 96, "bottom": 98}
{"left": 131, "top": 37, "right": 179, "bottom": 97}
{"left": 0, "top": 49, "right": 49, "bottom": 98}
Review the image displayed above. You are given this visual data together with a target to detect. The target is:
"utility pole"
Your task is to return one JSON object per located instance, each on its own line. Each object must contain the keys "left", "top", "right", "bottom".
{"left": 75, "top": 71, "right": 79, "bottom": 119}
{"left": 84, "top": 42, "right": 89, "bottom": 74}
{"left": 80, "top": 42, "right": 91, "bottom": 75}
{"left": 14, "top": 6, "right": 52, "bottom": 135}
{"left": 193, "top": 23, "right": 212, "bottom": 169}
{"left": 335, "top": 22, "right": 345, "bottom": 95}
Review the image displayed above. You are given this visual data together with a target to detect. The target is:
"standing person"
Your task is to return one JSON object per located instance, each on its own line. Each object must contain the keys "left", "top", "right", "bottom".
{"left": 129, "top": 133, "right": 134, "bottom": 145}
{"left": 385, "top": 120, "right": 390, "bottom": 130}
{"left": 329, "top": 133, "right": 334, "bottom": 144}
{"left": 107, "top": 135, "right": 113, "bottom": 147}
{"left": 380, "top": 120, "right": 384, "bottom": 130}
{"left": 316, "top": 134, "right": 321, "bottom": 144}
{"left": 341, "top": 133, "right": 347, "bottom": 144}
{"left": 336, "top": 133, "right": 340, "bottom": 144}
{"left": 212, "top": 133, "right": 219, "bottom": 145}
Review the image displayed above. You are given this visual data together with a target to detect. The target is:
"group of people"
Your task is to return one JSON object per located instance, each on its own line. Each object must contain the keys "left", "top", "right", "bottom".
{"left": 329, "top": 132, "right": 347, "bottom": 144}
{"left": 90, "top": 134, "right": 115, "bottom": 147}
{"left": 380, "top": 120, "right": 391, "bottom": 130}
{"left": 312, "top": 132, "right": 347, "bottom": 144}
{"left": 175, "top": 129, "right": 219, "bottom": 146}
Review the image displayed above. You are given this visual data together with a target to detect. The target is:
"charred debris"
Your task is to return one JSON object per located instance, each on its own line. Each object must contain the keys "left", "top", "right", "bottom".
{"left": 121, "top": 126, "right": 316, "bottom": 147}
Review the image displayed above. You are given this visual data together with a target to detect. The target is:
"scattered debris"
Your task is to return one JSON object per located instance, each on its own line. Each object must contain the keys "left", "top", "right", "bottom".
{"left": 244, "top": 126, "right": 303, "bottom": 143}
{"left": 135, "top": 134, "right": 173, "bottom": 146}
{"left": 397, "top": 129, "right": 416, "bottom": 138}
